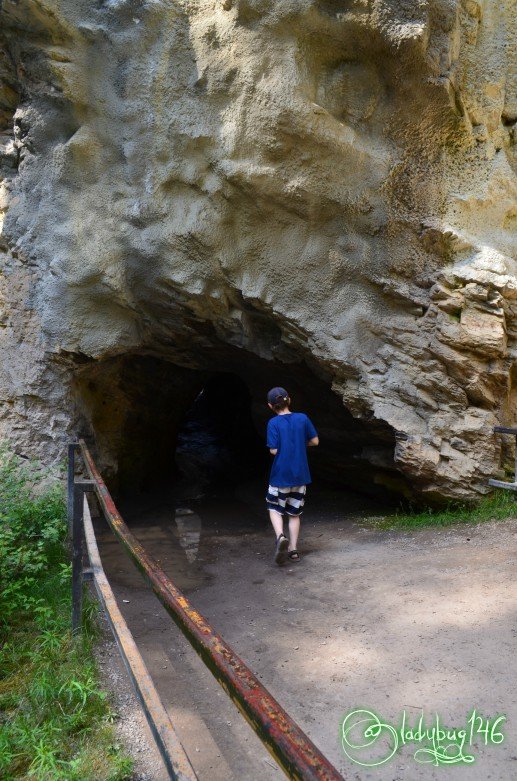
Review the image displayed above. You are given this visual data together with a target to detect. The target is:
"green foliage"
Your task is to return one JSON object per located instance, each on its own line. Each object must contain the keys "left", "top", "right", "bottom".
{"left": 0, "top": 448, "right": 133, "bottom": 780}
{"left": 0, "top": 450, "right": 66, "bottom": 633}
{"left": 373, "top": 489, "right": 517, "bottom": 530}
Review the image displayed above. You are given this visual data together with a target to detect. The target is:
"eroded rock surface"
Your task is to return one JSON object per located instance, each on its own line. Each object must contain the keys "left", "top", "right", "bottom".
{"left": 0, "top": 0, "right": 516, "bottom": 501}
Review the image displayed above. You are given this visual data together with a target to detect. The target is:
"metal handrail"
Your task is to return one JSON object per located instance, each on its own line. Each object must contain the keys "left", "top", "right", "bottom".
{"left": 489, "top": 426, "right": 517, "bottom": 491}
{"left": 76, "top": 439, "right": 345, "bottom": 781}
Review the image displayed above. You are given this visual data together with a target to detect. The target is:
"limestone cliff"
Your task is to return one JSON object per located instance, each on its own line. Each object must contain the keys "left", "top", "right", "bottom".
{"left": 0, "top": 0, "right": 516, "bottom": 501}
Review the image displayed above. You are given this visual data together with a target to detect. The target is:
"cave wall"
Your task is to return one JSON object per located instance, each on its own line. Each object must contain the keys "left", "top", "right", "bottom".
{"left": 73, "top": 354, "right": 207, "bottom": 493}
{"left": 0, "top": 0, "right": 516, "bottom": 501}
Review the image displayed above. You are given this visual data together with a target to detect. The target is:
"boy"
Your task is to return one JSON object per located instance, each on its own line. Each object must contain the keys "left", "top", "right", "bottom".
{"left": 265, "top": 387, "right": 319, "bottom": 565}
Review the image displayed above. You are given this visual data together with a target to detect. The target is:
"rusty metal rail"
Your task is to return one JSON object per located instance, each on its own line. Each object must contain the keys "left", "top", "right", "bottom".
{"left": 81, "top": 494, "right": 198, "bottom": 781}
{"left": 76, "top": 439, "right": 345, "bottom": 781}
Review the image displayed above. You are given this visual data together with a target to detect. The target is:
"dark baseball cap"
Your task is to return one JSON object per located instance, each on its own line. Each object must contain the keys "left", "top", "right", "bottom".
{"left": 267, "top": 387, "right": 289, "bottom": 405}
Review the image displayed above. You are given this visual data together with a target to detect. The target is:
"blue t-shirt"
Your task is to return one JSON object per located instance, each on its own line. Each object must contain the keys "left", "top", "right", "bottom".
{"left": 267, "top": 412, "right": 318, "bottom": 487}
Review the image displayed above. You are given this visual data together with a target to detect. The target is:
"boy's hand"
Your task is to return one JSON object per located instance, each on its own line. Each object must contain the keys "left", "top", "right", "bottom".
{"left": 307, "top": 437, "right": 319, "bottom": 447}
{"left": 270, "top": 448, "right": 278, "bottom": 455}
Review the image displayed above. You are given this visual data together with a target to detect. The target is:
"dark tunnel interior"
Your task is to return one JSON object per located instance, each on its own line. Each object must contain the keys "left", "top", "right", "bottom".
{"left": 72, "top": 350, "right": 404, "bottom": 505}
{"left": 174, "top": 373, "right": 269, "bottom": 493}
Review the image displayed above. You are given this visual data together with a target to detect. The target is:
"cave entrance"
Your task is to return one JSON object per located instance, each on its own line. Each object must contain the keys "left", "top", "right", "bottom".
{"left": 72, "top": 350, "right": 401, "bottom": 505}
{"left": 72, "top": 355, "right": 270, "bottom": 499}
{"left": 174, "top": 372, "right": 269, "bottom": 498}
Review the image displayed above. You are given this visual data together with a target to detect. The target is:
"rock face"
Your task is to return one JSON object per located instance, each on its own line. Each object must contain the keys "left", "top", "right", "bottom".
{"left": 0, "top": 0, "right": 516, "bottom": 501}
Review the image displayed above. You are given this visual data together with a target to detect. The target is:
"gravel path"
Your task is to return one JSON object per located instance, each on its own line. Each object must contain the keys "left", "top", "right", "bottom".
{"left": 95, "top": 629, "right": 170, "bottom": 781}
{"left": 94, "top": 485, "right": 517, "bottom": 780}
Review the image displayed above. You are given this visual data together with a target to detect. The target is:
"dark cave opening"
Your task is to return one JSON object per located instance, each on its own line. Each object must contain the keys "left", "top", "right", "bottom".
{"left": 174, "top": 373, "right": 269, "bottom": 494}
{"left": 72, "top": 350, "right": 403, "bottom": 504}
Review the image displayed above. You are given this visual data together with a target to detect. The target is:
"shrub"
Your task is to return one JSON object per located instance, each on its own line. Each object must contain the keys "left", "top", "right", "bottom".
{"left": 0, "top": 450, "right": 66, "bottom": 634}
{"left": 0, "top": 447, "right": 132, "bottom": 780}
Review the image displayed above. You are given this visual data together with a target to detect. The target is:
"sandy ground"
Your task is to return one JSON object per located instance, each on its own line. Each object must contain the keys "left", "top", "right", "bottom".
{"left": 93, "top": 483, "right": 517, "bottom": 781}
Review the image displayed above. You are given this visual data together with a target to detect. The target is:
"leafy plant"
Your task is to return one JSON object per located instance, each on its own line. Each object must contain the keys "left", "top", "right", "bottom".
{"left": 0, "top": 449, "right": 66, "bottom": 632}
{"left": 0, "top": 446, "right": 133, "bottom": 780}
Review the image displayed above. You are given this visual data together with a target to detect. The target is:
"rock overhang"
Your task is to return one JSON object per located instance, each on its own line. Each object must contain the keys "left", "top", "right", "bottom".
{"left": 0, "top": 0, "right": 515, "bottom": 503}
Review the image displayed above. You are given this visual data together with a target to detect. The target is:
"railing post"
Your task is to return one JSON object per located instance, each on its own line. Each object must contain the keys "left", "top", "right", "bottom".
{"left": 514, "top": 432, "right": 517, "bottom": 486}
{"left": 67, "top": 442, "right": 77, "bottom": 534}
{"left": 72, "top": 479, "right": 95, "bottom": 635}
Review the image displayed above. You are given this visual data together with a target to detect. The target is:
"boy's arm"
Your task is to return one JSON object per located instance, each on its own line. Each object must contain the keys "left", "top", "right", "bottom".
{"left": 267, "top": 420, "right": 279, "bottom": 455}
{"left": 305, "top": 415, "right": 319, "bottom": 446}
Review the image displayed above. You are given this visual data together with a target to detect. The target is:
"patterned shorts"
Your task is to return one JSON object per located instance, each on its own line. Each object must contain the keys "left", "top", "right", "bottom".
{"left": 266, "top": 485, "right": 307, "bottom": 516}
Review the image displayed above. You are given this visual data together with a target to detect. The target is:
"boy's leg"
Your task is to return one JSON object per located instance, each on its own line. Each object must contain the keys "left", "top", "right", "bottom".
{"left": 266, "top": 486, "right": 288, "bottom": 540}
{"left": 288, "top": 515, "right": 300, "bottom": 551}
{"left": 285, "top": 486, "right": 305, "bottom": 552}
{"left": 269, "top": 509, "right": 289, "bottom": 564}
{"left": 269, "top": 509, "right": 285, "bottom": 539}
{"left": 267, "top": 487, "right": 290, "bottom": 565}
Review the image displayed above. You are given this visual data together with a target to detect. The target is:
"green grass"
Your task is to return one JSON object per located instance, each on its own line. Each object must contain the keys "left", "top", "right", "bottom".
{"left": 370, "top": 489, "right": 517, "bottom": 530}
{"left": 0, "top": 448, "right": 133, "bottom": 781}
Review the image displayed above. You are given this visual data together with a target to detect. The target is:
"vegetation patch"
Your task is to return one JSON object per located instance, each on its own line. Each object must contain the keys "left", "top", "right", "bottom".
{"left": 0, "top": 449, "right": 132, "bottom": 780}
{"left": 371, "top": 490, "right": 517, "bottom": 530}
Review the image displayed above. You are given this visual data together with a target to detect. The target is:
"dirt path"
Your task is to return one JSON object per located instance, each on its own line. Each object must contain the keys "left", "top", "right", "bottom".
{"left": 94, "top": 484, "right": 517, "bottom": 781}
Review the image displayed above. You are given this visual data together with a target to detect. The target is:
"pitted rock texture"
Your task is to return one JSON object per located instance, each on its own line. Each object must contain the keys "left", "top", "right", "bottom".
{"left": 0, "top": 0, "right": 516, "bottom": 501}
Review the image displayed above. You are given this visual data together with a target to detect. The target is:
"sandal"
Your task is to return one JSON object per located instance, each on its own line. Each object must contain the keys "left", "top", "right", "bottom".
{"left": 274, "top": 534, "right": 289, "bottom": 565}
{"left": 288, "top": 550, "right": 301, "bottom": 562}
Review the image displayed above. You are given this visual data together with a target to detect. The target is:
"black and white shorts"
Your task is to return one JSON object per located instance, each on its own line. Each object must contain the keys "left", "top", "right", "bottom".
{"left": 266, "top": 485, "right": 307, "bottom": 516}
